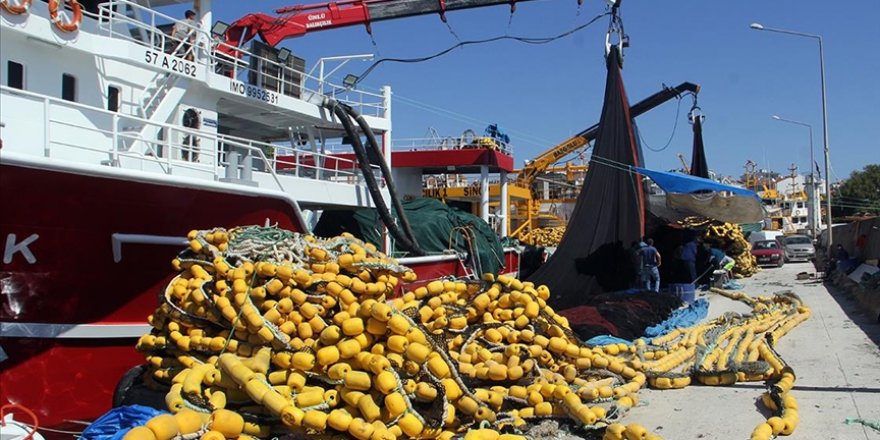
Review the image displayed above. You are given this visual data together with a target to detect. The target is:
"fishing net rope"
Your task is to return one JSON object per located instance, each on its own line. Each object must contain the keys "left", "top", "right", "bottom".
{"left": 127, "top": 226, "right": 807, "bottom": 440}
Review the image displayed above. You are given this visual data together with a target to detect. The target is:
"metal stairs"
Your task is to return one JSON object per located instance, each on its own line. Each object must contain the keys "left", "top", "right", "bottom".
{"left": 114, "top": 71, "right": 189, "bottom": 159}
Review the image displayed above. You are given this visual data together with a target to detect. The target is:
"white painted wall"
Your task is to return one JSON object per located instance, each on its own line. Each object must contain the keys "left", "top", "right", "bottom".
{"left": 391, "top": 168, "right": 424, "bottom": 200}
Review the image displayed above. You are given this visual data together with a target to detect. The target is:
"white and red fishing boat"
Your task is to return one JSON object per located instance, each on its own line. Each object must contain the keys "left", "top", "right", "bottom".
{"left": 0, "top": 0, "right": 523, "bottom": 431}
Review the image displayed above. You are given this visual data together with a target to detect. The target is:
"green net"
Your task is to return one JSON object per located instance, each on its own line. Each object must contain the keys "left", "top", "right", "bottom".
{"left": 314, "top": 198, "right": 505, "bottom": 274}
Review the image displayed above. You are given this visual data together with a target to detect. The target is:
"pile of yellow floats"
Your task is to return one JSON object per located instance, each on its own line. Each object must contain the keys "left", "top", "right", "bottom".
{"left": 126, "top": 226, "right": 808, "bottom": 440}
{"left": 521, "top": 226, "right": 566, "bottom": 247}
{"left": 704, "top": 222, "right": 760, "bottom": 278}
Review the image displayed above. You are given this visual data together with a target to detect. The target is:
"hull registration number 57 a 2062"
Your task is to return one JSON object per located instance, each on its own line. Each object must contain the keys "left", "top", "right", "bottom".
{"left": 144, "top": 49, "right": 197, "bottom": 78}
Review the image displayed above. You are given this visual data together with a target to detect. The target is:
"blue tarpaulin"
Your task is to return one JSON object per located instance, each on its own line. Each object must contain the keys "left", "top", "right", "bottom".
{"left": 634, "top": 167, "right": 759, "bottom": 199}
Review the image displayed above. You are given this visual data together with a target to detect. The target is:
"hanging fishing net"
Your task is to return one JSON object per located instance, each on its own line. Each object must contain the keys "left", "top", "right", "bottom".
{"left": 689, "top": 116, "right": 709, "bottom": 179}
{"left": 527, "top": 46, "right": 646, "bottom": 311}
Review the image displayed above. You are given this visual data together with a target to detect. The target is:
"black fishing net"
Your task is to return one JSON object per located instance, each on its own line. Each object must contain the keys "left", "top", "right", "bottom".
{"left": 527, "top": 46, "right": 646, "bottom": 311}
{"left": 690, "top": 116, "right": 710, "bottom": 179}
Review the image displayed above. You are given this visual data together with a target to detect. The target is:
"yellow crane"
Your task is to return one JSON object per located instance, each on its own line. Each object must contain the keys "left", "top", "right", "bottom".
{"left": 677, "top": 153, "right": 690, "bottom": 174}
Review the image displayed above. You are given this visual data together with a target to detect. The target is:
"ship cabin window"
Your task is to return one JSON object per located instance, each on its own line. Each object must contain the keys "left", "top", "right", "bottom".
{"left": 7, "top": 61, "right": 24, "bottom": 89}
{"left": 107, "top": 85, "right": 120, "bottom": 112}
{"left": 62, "top": 73, "right": 77, "bottom": 102}
{"left": 796, "top": 202, "right": 804, "bottom": 209}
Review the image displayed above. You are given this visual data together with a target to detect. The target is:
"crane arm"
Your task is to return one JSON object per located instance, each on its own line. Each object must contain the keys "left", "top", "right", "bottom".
{"left": 515, "top": 81, "right": 700, "bottom": 188}
{"left": 677, "top": 153, "right": 689, "bottom": 173}
{"left": 222, "top": 0, "right": 546, "bottom": 51}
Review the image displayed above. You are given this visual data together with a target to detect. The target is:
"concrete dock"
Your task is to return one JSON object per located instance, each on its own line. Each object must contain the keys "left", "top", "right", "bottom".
{"left": 627, "top": 261, "right": 880, "bottom": 439}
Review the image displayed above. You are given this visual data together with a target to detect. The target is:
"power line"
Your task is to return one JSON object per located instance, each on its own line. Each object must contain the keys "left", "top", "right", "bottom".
{"left": 354, "top": 12, "right": 609, "bottom": 85}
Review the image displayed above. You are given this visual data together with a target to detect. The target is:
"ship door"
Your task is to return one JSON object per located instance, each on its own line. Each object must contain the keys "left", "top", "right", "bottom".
{"left": 181, "top": 108, "right": 200, "bottom": 162}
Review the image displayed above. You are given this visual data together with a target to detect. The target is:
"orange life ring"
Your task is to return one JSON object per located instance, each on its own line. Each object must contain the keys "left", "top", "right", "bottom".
{"left": 0, "top": 0, "right": 33, "bottom": 15}
{"left": 48, "top": 0, "right": 82, "bottom": 33}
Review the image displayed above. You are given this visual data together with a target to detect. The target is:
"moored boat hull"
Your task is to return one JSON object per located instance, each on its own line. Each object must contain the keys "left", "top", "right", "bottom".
{"left": 0, "top": 161, "right": 520, "bottom": 431}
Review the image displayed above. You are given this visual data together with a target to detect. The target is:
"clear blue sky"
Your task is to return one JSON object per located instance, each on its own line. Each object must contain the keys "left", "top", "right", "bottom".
{"left": 190, "top": 0, "right": 879, "bottom": 182}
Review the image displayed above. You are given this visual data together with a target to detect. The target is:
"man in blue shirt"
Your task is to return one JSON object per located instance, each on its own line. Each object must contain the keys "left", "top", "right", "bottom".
{"left": 639, "top": 238, "right": 662, "bottom": 292}
{"left": 681, "top": 237, "right": 698, "bottom": 283}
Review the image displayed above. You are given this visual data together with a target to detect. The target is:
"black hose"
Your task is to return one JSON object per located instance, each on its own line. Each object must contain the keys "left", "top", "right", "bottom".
{"left": 323, "top": 98, "right": 425, "bottom": 256}
{"left": 348, "top": 107, "right": 420, "bottom": 251}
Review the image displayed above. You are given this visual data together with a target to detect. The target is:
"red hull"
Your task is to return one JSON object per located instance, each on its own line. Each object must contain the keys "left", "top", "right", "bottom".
{"left": 0, "top": 163, "right": 302, "bottom": 429}
{"left": 0, "top": 162, "right": 519, "bottom": 432}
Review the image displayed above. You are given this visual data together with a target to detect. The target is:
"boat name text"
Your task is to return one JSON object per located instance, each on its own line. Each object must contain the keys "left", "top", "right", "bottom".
{"left": 423, "top": 184, "right": 484, "bottom": 199}
{"left": 463, "top": 185, "right": 484, "bottom": 198}
{"left": 306, "top": 14, "right": 333, "bottom": 29}
{"left": 229, "top": 81, "right": 279, "bottom": 105}
{"left": 4, "top": 233, "right": 38, "bottom": 264}
{"left": 144, "top": 49, "right": 197, "bottom": 78}
{"left": 423, "top": 188, "right": 447, "bottom": 199}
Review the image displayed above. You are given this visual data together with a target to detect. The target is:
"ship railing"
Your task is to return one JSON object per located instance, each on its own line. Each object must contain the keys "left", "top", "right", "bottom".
{"left": 422, "top": 175, "right": 506, "bottom": 190}
{"left": 209, "top": 41, "right": 386, "bottom": 117}
{"left": 217, "top": 132, "right": 380, "bottom": 185}
{"left": 97, "top": 1, "right": 200, "bottom": 60}
{"left": 96, "top": 0, "right": 387, "bottom": 117}
{"left": 391, "top": 136, "right": 512, "bottom": 155}
{"left": 0, "top": 85, "right": 377, "bottom": 188}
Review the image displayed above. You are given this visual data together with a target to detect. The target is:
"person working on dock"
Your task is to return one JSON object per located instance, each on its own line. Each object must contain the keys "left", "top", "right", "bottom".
{"left": 831, "top": 244, "right": 852, "bottom": 273}
{"left": 639, "top": 238, "right": 662, "bottom": 292}
{"left": 629, "top": 240, "right": 645, "bottom": 288}
{"left": 171, "top": 9, "right": 199, "bottom": 61}
{"left": 680, "top": 235, "right": 698, "bottom": 283}
{"left": 709, "top": 243, "right": 734, "bottom": 276}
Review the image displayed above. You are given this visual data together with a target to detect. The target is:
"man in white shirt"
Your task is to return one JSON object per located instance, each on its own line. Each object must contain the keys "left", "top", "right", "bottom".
{"left": 171, "top": 9, "right": 198, "bottom": 60}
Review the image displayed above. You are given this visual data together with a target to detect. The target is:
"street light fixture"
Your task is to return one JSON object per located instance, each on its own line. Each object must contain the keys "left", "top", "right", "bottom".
{"left": 751, "top": 22, "right": 833, "bottom": 255}
{"left": 771, "top": 115, "right": 819, "bottom": 239}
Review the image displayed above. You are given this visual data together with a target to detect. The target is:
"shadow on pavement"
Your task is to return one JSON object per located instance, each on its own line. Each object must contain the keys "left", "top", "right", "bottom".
{"left": 819, "top": 277, "right": 880, "bottom": 348}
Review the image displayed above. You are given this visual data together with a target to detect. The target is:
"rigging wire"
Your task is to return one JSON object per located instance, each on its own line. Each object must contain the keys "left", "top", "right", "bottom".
{"left": 834, "top": 203, "right": 879, "bottom": 211}
{"left": 636, "top": 92, "right": 687, "bottom": 153}
{"left": 445, "top": 20, "right": 463, "bottom": 42}
{"left": 353, "top": 12, "right": 609, "bottom": 86}
{"left": 588, "top": 154, "right": 637, "bottom": 173}
{"left": 555, "top": 143, "right": 595, "bottom": 165}
{"left": 835, "top": 195, "right": 880, "bottom": 205}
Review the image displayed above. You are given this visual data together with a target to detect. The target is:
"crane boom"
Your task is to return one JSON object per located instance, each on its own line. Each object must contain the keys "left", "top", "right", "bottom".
{"left": 515, "top": 81, "right": 700, "bottom": 188}
{"left": 222, "top": 0, "right": 553, "bottom": 51}
{"left": 677, "top": 153, "right": 689, "bottom": 173}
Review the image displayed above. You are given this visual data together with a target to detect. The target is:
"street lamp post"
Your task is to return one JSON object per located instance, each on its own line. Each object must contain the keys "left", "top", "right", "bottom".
{"left": 771, "top": 115, "right": 819, "bottom": 238}
{"left": 751, "top": 23, "right": 833, "bottom": 254}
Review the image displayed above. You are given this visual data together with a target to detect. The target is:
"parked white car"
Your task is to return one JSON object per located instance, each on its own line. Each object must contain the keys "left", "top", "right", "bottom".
{"left": 748, "top": 230, "right": 784, "bottom": 246}
{"left": 781, "top": 235, "right": 815, "bottom": 262}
